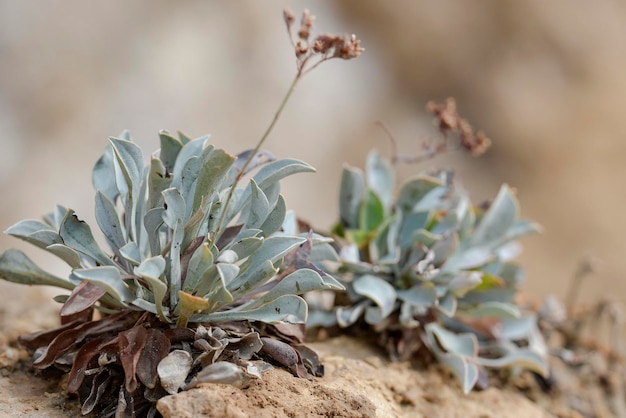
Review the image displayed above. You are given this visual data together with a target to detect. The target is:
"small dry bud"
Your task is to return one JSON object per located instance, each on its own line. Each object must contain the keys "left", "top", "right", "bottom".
{"left": 295, "top": 40, "right": 309, "bottom": 59}
{"left": 298, "top": 9, "right": 315, "bottom": 41}
{"left": 283, "top": 9, "right": 296, "bottom": 29}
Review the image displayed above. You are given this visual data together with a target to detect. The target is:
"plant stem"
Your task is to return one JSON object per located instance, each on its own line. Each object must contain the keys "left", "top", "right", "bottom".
{"left": 214, "top": 72, "right": 302, "bottom": 237}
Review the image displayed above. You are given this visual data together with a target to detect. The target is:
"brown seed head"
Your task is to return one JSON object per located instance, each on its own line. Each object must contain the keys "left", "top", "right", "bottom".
{"left": 334, "top": 34, "right": 364, "bottom": 60}
{"left": 298, "top": 9, "right": 315, "bottom": 41}
{"left": 312, "top": 33, "right": 340, "bottom": 54}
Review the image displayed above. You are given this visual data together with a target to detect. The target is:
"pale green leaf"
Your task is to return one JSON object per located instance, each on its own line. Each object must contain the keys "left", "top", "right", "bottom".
{"left": 0, "top": 249, "right": 73, "bottom": 290}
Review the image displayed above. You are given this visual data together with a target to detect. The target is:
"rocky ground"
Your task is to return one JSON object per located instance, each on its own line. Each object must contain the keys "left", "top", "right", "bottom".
{"left": 1, "top": 284, "right": 624, "bottom": 418}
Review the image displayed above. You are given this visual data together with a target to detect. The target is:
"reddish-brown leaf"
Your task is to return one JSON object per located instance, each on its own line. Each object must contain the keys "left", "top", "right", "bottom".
{"left": 18, "top": 319, "right": 85, "bottom": 351}
{"left": 164, "top": 327, "right": 195, "bottom": 343}
{"left": 260, "top": 337, "right": 307, "bottom": 378}
{"left": 60, "top": 280, "right": 106, "bottom": 319}
{"left": 33, "top": 311, "right": 134, "bottom": 369}
{"left": 67, "top": 336, "right": 119, "bottom": 393}
{"left": 136, "top": 328, "right": 171, "bottom": 389}
{"left": 119, "top": 325, "right": 148, "bottom": 393}
{"left": 215, "top": 224, "right": 243, "bottom": 250}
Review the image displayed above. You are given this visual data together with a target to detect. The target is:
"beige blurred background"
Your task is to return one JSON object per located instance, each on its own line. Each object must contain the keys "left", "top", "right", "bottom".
{"left": 1, "top": 0, "right": 625, "bottom": 314}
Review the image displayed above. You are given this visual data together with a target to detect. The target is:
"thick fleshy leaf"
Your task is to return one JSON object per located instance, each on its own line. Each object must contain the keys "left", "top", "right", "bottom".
{"left": 119, "top": 242, "right": 141, "bottom": 266}
{"left": 448, "top": 272, "right": 483, "bottom": 297}
{"left": 470, "top": 185, "right": 518, "bottom": 247}
{"left": 95, "top": 191, "right": 127, "bottom": 255}
{"left": 366, "top": 150, "right": 394, "bottom": 210}
{"left": 234, "top": 236, "right": 305, "bottom": 283}
{"left": 245, "top": 179, "right": 270, "bottom": 229}
{"left": 442, "top": 246, "right": 494, "bottom": 272}
{"left": 71, "top": 266, "right": 134, "bottom": 303}
{"left": 92, "top": 145, "right": 118, "bottom": 202}
{"left": 475, "top": 347, "right": 547, "bottom": 376}
{"left": 135, "top": 256, "right": 168, "bottom": 322}
{"left": 438, "top": 352, "right": 479, "bottom": 394}
{"left": 171, "top": 136, "right": 208, "bottom": 187}
{"left": 358, "top": 190, "right": 385, "bottom": 233}
{"left": 45, "top": 244, "right": 82, "bottom": 269}
{"left": 162, "top": 188, "right": 186, "bottom": 229}
{"left": 260, "top": 194, "right": 287, "bottom": 237}
{"left": 339, "top": 166, "right": 365, "bottom": 228}
{"left": 464, "top": 302, "right": 521, "bottom": 319}
{"left": 396, "top": 284, "right": 438, "bottom": 308}
{"left": 159, "top": 130, "right": 184, "bottom": 172}
{"left": 192, "top": 294, "right": 307, "bottom": 324}
{"left": 0, "top": 249, "right": 73, "bottom": 290}
{"left": 244, "top": 269, "right": 343, "bottom": 310}
{"left": 5, "top": 219, "right": 61, "bottom": 249}
{"left": 352, "top": 274, "right": 396, "bottom": 321}
{"left": 191, "top": 148, "right": 236, "bottom": 215}
{"left": 59, "top": 210, "right": 116, "bottom": 267}
{"left": 426, "top": 323, "right": 478, "bottom": 358}
{"left": 396, "top": 176, "right": 443, "bottom": 213}
{"left": 169, "top": 218, "right": 184, "bottom": 306}
{"left": 226, "top": 259, "right": 277, "bottom": 298}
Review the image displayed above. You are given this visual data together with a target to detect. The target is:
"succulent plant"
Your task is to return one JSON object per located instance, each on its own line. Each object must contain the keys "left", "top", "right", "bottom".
{"left": 0, "top": 131, "right": 343, "bottom": 415}
{"left": 309, "top": 149, "right": 549, "bottom": 393}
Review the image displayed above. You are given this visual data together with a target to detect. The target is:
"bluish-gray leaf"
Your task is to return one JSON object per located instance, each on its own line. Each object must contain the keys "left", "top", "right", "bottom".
{"left": 95, "top": 191, "right": 127, "bottom": 254}
{"left": 45, "top": 244, "right": 82, "bottom": 268}
{"left": 396, "top": 284, "right": 438, "bottom": 308}
{"left": 162, "top": 188, "right": 186, "bottom": 228}
{"left": 397, "top": 176, "right": 443, "bottom": 213}
{"left": 474, "top": 348, "right": 547, "bottom": 376}
{"left": 192, "top": 294, "right": 307, "bottom": 324}
{"left": 260, "top": 194, "right": 287, "bottom": 237}
{"left": 227, "top": 259, "right": 278, "bottom": 297}
{"left": 119, "top": 242, "right": 141, "bottom": 266}
{"left": 5, "top": 219, "right": 61, "bottom": 249}
{"left": 366, "top": 150, "right": 394, "bottom": 210}
{"left": 191, "top": 148, "right": 236, "bottom": 215}
{"left": 169, "top": 218, "right": 184, "bottom": 307}
{"left": 135, "top": 256, "right": 168, "bottom": 322}
{"left": 245, "top": 179, "right": 270, "bottom": 229}
{"left": 71, "top": 266, "right": 134, "bottom": 303}
{"left": 239, "top": 236, "right": 306, "bottom": 275}
{"left": 244, "top": 269, "right": 343, "bottom": 310}
{"left": 426, "top": 323, "right": 478, "bottom": 358}
{"left": 159, "top": 130, "right": 184, "bottom": 172}
{"left": 464, "top": 302, "right": 521, "bottom": 319}
{"left": 92, "top": 145, "right": 119, "bottom": 202}
{"left": 228, "top": 237, "right": 263, "bottom": 262}
{"left": 352, "top": 274, "right": 396, "bottom": 321}
{"left": 0, "top": 249, "right": 74, "bottom": 290}
{"left": 59, "top": 210, "right": 116, "bottom": 267}
{"left": 470, "top": 185, "right": 518, "bottom": 247}
{"left": 339, "top": 166, "right": 365, "bottom": 229}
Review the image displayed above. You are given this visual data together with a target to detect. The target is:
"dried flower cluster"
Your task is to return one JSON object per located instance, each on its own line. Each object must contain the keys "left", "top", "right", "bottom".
{"left": 283, "top": 9, "right": 364, "bottom": 75}
{"left": 427, "top": 98, "right": 491, "bottom": 157}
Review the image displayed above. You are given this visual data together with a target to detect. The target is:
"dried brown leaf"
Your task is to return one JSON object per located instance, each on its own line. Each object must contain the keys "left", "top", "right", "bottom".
{"left": 137, "top": 328, "right": 171, "bottom": 389}
{"left": 60, "top": 280, "right": 106, "bottom": 319}
{"left": 119, "top": 325, "right": 148, "bottom": 393}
